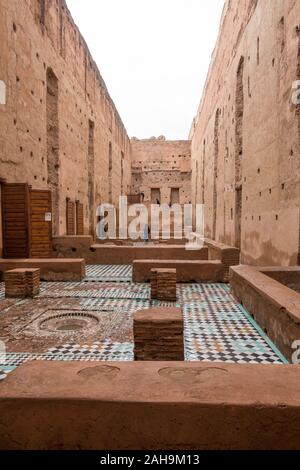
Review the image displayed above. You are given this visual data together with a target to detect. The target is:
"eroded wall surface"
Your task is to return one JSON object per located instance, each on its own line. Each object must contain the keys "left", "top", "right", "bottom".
{"left": 190, "top": 0, "right": 300, "bottom": 266}
{"left": 0, "top": 0, "right": 131, "bottom": 249}
{"left": 131, "top": 137, "right": 191, "bottom": 206}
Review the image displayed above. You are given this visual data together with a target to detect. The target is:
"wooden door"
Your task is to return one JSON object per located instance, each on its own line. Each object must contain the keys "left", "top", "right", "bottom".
{"left": 76, "top": 201, "right": 84, "bottom": 235}
{"left": 29, "top": 189, "right": 52, "bottom": 258}
{"left": 66, "top": 198, "right": 75, "bottom": 235}
{"left": 1, "top": 183, "right": 30, "bottom": 258}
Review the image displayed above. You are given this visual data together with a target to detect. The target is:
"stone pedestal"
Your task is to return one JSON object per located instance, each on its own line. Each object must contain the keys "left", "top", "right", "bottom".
{"left": 134, "top": 307, "right": 184, "bottom": 361}
{"left": 150, "top": 268, "right": 158, "bottom": 299}
{"left": 156, "top": 268, "right": 177, "bottom": 301}
{"left": 4, "top": 268, "right": 40, "bottom": 298}
{"left": 25, "top": 268, "right": 40, "bottom": 297}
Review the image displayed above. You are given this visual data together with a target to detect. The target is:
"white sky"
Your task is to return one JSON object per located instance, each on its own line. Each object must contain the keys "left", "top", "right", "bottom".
{"left": 66, "top": 0, "right": 224, "bottom": 140}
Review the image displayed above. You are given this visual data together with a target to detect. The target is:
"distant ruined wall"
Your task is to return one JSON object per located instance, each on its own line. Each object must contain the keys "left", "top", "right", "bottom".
{"left": 190, "top": 0, "right": 300, "bottom": 266}
{"left": 0, "top": 0, "right": 131, "bottom": 251}
{"left": 131, "top": 137, "right": 191, "bottom": 206}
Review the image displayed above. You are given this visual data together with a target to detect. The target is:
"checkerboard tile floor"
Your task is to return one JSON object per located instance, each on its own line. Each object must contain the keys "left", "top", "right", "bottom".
{"left": 85, "top": 265, "right": 132, "bottom": 282}
{"left": 0, "top": 274, "right": 288, "bottom": 380}
{"left": 0, "top": 283, "right": 5, "bottom": 300}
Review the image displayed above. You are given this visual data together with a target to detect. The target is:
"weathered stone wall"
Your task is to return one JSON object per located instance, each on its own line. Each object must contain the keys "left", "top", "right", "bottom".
{"left": 190, "top": 0, "right": 300, "bottom": 266}
{"left": 131, "top": 137, "right": 191, "bottom": 205}
{"left": 0, "top": 0, "right": 131, "bottom": 252}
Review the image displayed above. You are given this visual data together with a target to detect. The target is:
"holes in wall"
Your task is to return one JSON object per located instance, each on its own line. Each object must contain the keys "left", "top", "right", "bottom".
{"left": 213, "top": 108, "right": 220, "bottom": 240}
{"left": 108, "top": 141, "right": 113, "bottom": 204}
{"left": 39, "top": 0, "right": 46, "bottom": 25}
{"left": 247, "top": 76, "right": 251, "bottom": 98}
{"left": 46, "top": 67, "right": 59, "bottom": 234}
{"left": 279, "top": 16, "right": 285, "bottom": 53}
{"left": 234, "top": 56, "right": 244, "bottom": 249}
{"left": 121, "top": 151, "right": 124, "bottom": 195}
{"left": 202, "top": 139, "right": 206, "bottom": 204}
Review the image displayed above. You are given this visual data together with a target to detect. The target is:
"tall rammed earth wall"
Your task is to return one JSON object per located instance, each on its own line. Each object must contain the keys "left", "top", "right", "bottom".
{"left": 131, "top": 138, "right": 192, "bottom": 206}
{"left": 190, "top": 0, "right": 300, "bottom": 266}
{"left": 0, "top": 0, "right": 132, "bottom": 250}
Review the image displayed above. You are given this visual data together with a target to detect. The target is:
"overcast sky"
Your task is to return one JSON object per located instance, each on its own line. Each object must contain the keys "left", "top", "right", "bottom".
{"left": 66, "top": 0, "right": 224, "bottom": 140}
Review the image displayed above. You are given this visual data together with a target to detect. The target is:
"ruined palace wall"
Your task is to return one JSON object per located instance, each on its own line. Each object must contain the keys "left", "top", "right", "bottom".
{"left": 190, "top": 0, "right": 300, "bottom": 266}
{"left": 130, "top": 138, "right": 191, "bottom": 205}
{"left": 0, "top": 0, "right": 131, "bottom": 251}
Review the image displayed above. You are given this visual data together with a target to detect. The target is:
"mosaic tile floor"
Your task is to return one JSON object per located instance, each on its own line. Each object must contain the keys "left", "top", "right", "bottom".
{"left": 0, "top": 265, "right": 288, "bottom": 380}
{"left": 85, "top": 264, "right": 132, "bottom": 282}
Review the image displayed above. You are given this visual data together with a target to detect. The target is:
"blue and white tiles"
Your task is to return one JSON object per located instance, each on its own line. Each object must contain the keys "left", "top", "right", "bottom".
{"left": 85, "top": 264, "right": 132, "bottom": 282}
{"left": 0, "top": 268, "right": 288, "bottom": 381}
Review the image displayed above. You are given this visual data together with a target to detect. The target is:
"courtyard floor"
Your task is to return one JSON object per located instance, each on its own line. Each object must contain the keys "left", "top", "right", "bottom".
{"left": 0, "top": 265, "right": 288, "bottom": 381}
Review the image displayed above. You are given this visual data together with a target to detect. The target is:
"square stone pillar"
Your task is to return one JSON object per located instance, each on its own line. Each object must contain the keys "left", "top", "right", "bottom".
{"left": 4, "top": 268, "right": 40, "bottom": 298}
{"left": 134, "top": 307, "right": 184, "bottom": 361}
{"left": 156, "top": 268, "right": 177, "bottom": 301}
{"left": 150, "top": 268, "right": 158, "bottom": 299}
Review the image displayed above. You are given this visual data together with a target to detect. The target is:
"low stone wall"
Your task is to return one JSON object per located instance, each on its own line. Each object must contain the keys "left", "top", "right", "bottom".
{"left": 206, "top": 239, "right": 240, "bottom": 281}
{"left": 261, "top": 267, "right": 300, "bottom": 294}
{"left": 0, "top": 361, "right": 300, "bottom": 450}
{"left": 134, "top": 308, "right": 184, "bottom": 361}
{"left": 230, "top": 265, "right": 300, "bottom": 361}
{"left": 53, "top": 236, "right": 94, "bottom": 257}
{"left": 0, "top": 258, "right": 85, "bottom": 282}
{"left": 133, "top": 260, "right": 224, "bottom": 283}
{"left": 52, "top": 236, "right": 209, "bottom": 264}
{"left": 95, "top": 238, "right": 188, "bottom": 246}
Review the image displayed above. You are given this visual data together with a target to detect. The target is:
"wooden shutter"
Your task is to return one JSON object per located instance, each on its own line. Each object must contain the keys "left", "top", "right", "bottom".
{"left": 29, "top": 189, "right": 52, "bottom": 258}
{"left": 76, "top": 201, "right": 84, "bottom": 235}
{"left": 1, "top": 183, "right": 30, "bottom": 258}
{"left": 66, "top": 198, "right": 75, "bottom": 235}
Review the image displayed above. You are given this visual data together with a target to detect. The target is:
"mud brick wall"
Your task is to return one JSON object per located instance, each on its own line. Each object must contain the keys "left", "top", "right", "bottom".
{"left": 131, "top": 137, "right": 192, "bottom": 206}
{"left": 0, "top": 0, "right": 132, "bottom": 251}
{"left": 190, "top": 0, "right": 300, "bottom": 266}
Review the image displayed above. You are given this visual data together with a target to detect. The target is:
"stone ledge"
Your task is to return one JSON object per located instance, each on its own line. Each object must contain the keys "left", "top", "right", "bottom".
{"left": 0, "top": 361, "right": 300, "bottom": 450}
{"left": 0, "top": 258, "right": 85, "bottom": 282}
{"left": 52, "top": 240, "right": 209, "bottom": 264}
{"left": 205, "top": 238, "right": 240, "bottom": 281}
{"left": 230, "top": 265, "right": 300, "bottom": 361}
{"left": 133, "top": 259, "right": 224, "bottom": 282}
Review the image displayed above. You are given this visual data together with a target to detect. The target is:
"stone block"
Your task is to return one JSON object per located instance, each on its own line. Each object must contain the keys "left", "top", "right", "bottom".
{"left": 156, "top": 268, "right": 177, "bottom": 301}
{"left": 4, "top": 268, "right": 40, "bottom": 298}
{"left": 134, "top": 307, "right": 184, "bottom": 361}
